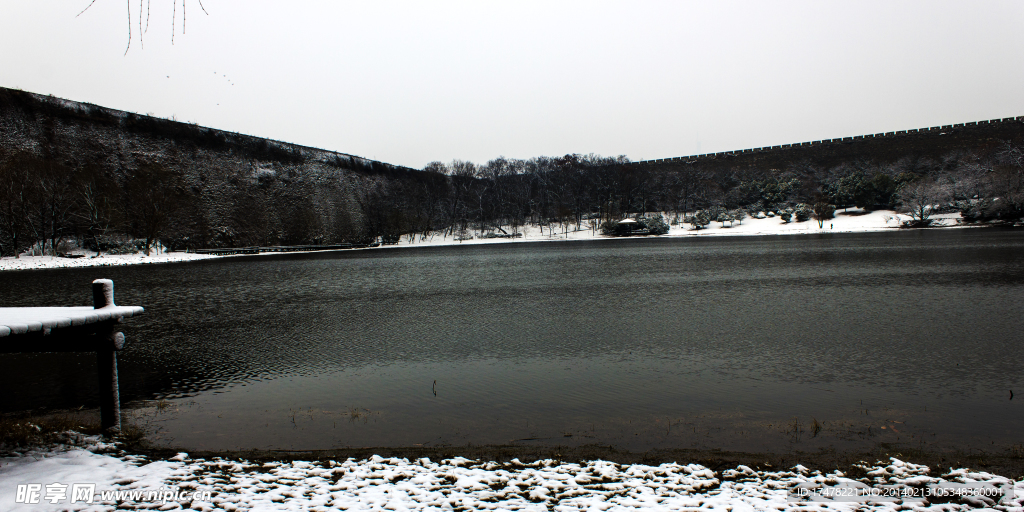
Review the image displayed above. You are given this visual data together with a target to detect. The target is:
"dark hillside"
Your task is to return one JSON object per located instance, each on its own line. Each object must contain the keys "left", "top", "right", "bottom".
{"left": 0, "top": 87, "right": 418, "bottom": 174}
{"left": 1, "top": 86, "right": 1021, "bottom": 257}
{"left": 0, "top": 87, "right": 444, "bottom": 254}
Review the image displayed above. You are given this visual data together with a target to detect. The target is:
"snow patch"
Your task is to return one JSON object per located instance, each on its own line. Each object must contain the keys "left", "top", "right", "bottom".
{"left": 1, "top": 442, "right": 1020, "bottom": 511}
{"left": 0, "top": 209, "right": 975, "bottom": 272}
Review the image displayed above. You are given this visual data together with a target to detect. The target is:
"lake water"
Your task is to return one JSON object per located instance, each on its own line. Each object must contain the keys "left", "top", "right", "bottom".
{"left": 2, "top": 229, "right": 1022, "bottom": 453}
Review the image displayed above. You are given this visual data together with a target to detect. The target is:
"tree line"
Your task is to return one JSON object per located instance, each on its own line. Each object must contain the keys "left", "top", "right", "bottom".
{"left": 1, "top": 141, "right": 1022, "bottom": 258}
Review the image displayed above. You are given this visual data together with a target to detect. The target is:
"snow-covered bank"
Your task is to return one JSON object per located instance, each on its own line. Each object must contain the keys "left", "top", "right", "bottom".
{"left": 0, "top": 209, "right": 969, "bottom": 272}
{"left": 0, "top": 252, "right": 217, "bottom": 272}
{"left": 1, "top": 439, "right": 1020, "bottom": 511}
{"left": 389, "top": 209, "right": 965, "bottom": 249}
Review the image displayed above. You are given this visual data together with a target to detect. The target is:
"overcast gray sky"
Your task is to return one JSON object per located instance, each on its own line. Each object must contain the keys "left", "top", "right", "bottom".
{"left": 2, "top": 1, "right": 1022, "bottom": 168}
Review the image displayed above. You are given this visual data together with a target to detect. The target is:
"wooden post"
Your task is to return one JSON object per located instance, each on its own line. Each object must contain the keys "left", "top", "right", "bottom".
{"left": 96, "top": 341, "right": 121, "bottom": 433}
{"left": 92, "top": 279, "right": 121, "bottom": 434}
{"left": 93, "top": 279, "right": 115, "bottom": 309}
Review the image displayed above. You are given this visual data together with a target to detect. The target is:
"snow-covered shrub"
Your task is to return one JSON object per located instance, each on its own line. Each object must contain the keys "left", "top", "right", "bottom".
{"left": 603, "top": 215, "right": 669, "bottom": 235}
{"left": 602, "top": 219, "right": 638, "bottom": 236}
{"left": 958, "top": 198, "right": 1022, "bottom": 223}
{"left": 732, "top": 209, "right": 748, "bottom": 224}
{"left": 106, "top": 240, "right": 147, "bottom": 254}
{"left": 640, "top": 214, "right": 670, "bottom": 235}
{"left": 794, "top": 203, "right": 813, "bottom": 222}
{"left": 716, "top": 211, "right": 732, "bottom": 227}
{"left": 688, "top": 210, "right": 712, "bottom": 230}
{"left": 957, "top": 199, "right": 983, "bottom": 222}
{"left": 94, "top": 235, "right": 147, "bottom": 254}
{"left": 900, "top": 217, "right": 934, "bottom": 228}
{"left": 707, "top": 205, "right": 726, "bottom": 222}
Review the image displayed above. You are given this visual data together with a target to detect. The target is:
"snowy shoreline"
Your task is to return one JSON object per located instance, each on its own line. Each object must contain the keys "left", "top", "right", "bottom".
{"left": 0, "top": 209, "right": 969, "bottom": 272}
{"left": 1, "top": 435, "right": 1021, "bottom": 512}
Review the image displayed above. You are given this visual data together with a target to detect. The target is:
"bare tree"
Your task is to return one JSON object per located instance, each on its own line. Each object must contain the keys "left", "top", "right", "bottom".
{"left": 35, "top": 160, "right": 79, "bottom": 256}
{"left": 994, "top": 142, "right": 1024, "bottom": 214}
{"left": 898, "top": 179, "right": 950, "bottom": 227}
{"left": 443, "top": 160, "right": 477, "bottom": 238}
{"left": 0, "top": 159, "right": 32, "bottom": 257}
{"left": 78, "top": 0, "right": 208, "bottom": 54}
{"left": 76, "top": 164, "right": 119, "bottom": 254}
{"left": 122, "top": 163, "right": 186, "bottom": 254}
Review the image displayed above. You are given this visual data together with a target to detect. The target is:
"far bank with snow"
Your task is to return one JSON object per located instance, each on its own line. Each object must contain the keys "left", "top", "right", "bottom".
{"left": 0, "top": 209, "right": 969, "bottom": 272}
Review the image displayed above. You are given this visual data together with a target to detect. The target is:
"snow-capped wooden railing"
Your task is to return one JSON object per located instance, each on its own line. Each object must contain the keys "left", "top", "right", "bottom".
{"left": 0, "top": 279, "right": 143, "bottom": 434}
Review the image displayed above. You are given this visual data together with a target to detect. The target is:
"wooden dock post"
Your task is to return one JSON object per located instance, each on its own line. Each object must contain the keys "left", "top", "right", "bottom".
{"left": 93, "top": 279, "right": 122, "bottom": 433}
{"left": 0, "top": 279, "right": 143, "bottom": 437}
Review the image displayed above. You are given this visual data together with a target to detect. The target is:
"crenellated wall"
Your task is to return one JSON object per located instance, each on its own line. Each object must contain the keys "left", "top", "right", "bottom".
{"left": 635, "top": 116, "right": 1024, "bottom": 171}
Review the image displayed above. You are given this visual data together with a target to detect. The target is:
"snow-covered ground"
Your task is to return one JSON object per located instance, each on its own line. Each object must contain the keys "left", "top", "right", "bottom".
{"left": 0, "top": 252, "right": 217, "bottom": 272}
{"left": 389, "top": 209, "right": 964, "bottom": 248}
{"left": 0, "top": 210, "right": 967, "bottom": 272}
{"left": 0, "top": 435, "right": 1020, "bottom": 511}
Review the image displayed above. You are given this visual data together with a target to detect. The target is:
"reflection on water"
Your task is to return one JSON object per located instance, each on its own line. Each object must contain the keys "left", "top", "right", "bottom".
{"left": 2, "top": 228, "right": 1023, "bottom": 452}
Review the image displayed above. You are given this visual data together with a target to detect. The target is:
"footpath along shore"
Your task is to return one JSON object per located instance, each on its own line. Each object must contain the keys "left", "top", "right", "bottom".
{"left": 0, "top": 210, "right": 967, "bottom": 272}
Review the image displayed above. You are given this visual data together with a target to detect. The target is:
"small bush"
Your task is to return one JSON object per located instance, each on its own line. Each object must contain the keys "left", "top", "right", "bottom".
{"left": 958, "top": 198, "right": 1023, "bottom": 223}
{"left": 716, "top": 211, "right": 732, "bottom": 227}
{"left": 707, "top": 205, "right": 726, "bottom": 223}
{"left": 93, "top": 236, "right": 147, "bottom": 254}
{"left": 900, "top": 218, "right": 934, "bottom": 228}
{"left": 688, "top": 210, "right": 712, "bottom": 230}
{"left": 732, "top": 209, "right": 748, "bottom": 224}
{"left": 602, "top": 219, "right": 640, "bottom": 236}
{"left": 640, "top": 215, "right": 670, "bottom": 235}
{"left": 603, "top": 215, "right": 669, "bottom": 236}
{"left": 794, "top": 203, "right": 813, "bottom": 222}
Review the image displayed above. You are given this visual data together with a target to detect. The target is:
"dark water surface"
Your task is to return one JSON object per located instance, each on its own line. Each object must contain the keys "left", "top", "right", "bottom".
{"left": 2, "top": 229, "right": 1022, "bottom": 453}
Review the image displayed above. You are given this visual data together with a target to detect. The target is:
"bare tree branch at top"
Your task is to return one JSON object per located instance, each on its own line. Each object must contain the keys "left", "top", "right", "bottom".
{"left": 77, "top": 0, "right": 208, "bottom": 54}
